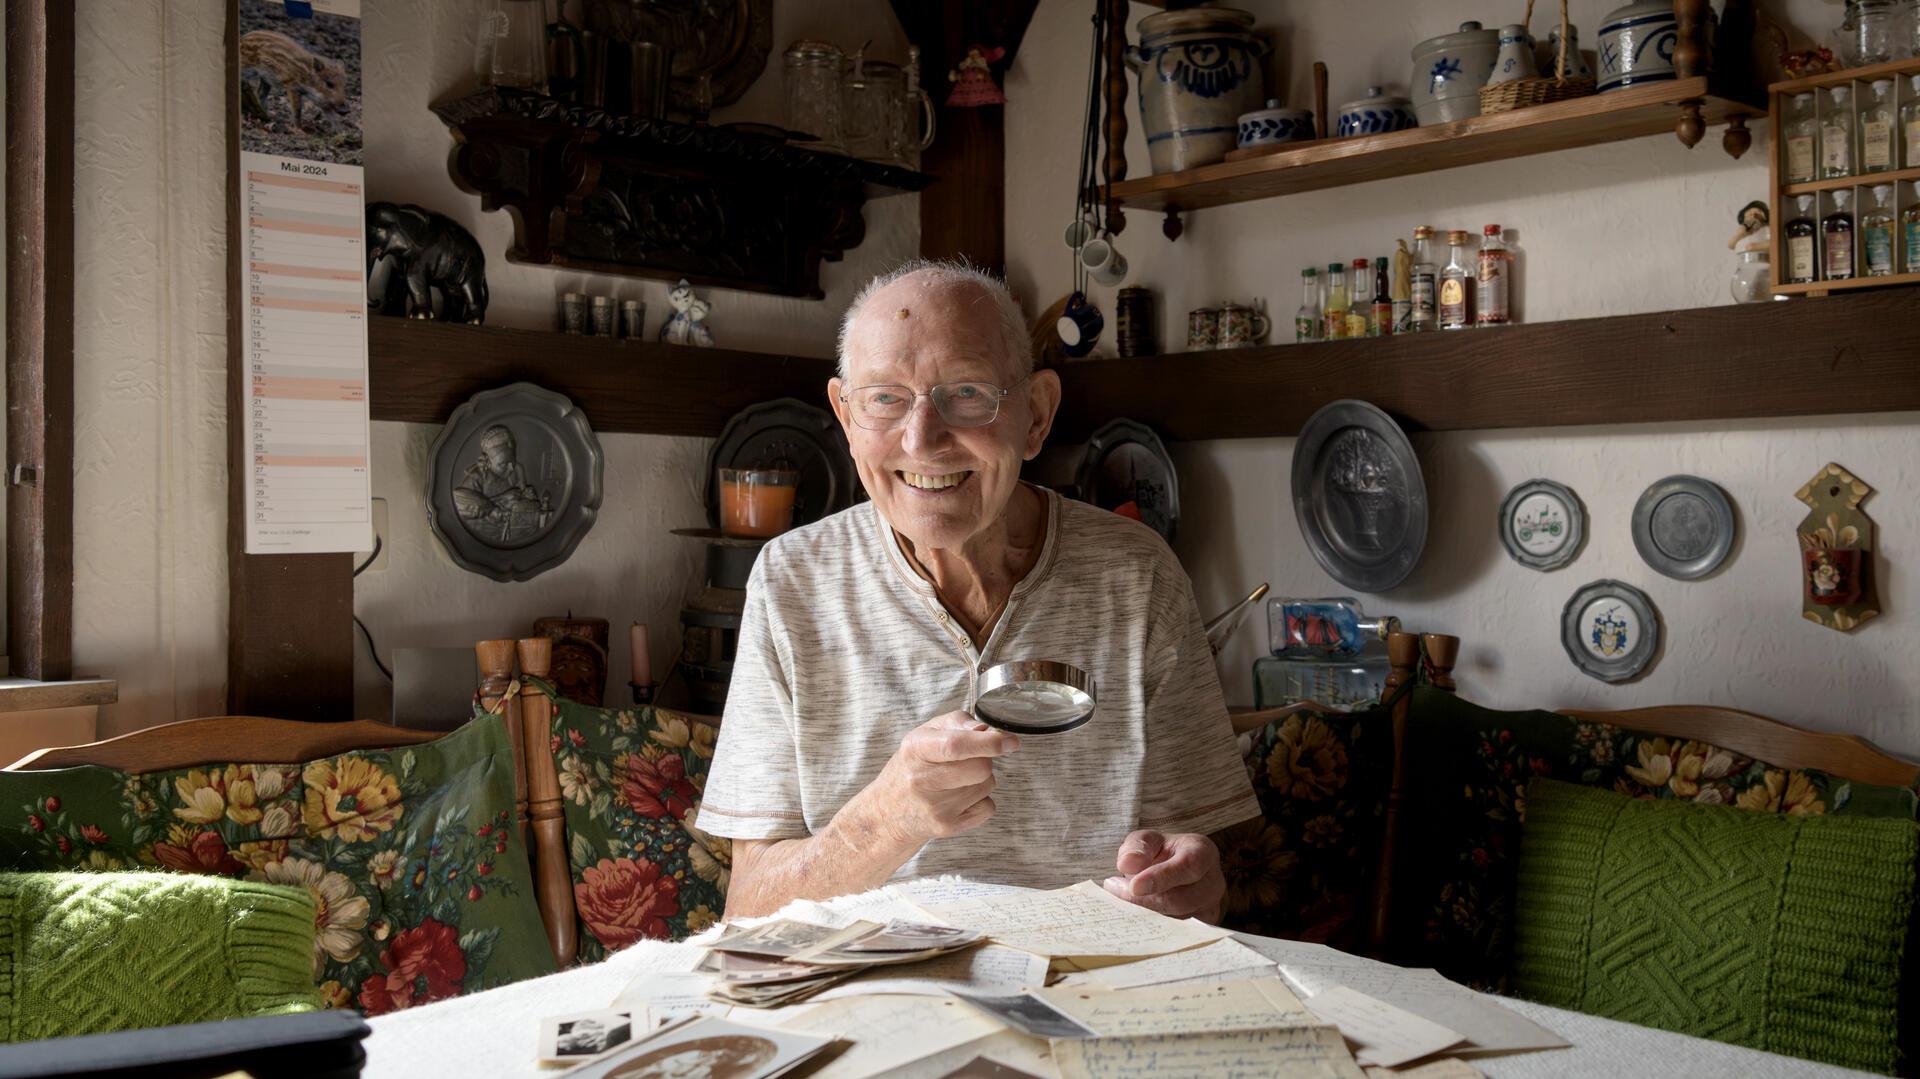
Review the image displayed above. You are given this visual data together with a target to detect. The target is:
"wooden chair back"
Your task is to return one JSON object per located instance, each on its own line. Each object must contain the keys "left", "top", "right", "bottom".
{"left": 1558, "top": 704, "right": 1920, "bottom": 789}
{"left": 1369, "top": 632, "right": 1459, "bottom": 958}
{"left": 7, "top": 716, "right": 443, "bottom": 772}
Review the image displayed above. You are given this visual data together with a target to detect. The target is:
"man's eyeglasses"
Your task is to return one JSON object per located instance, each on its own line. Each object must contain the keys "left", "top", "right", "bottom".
{"left": 839, "top": 377, "right": 1027, "bottom": 430}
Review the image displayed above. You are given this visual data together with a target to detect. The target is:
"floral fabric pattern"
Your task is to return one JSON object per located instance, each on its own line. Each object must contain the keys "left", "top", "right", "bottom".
{"left": 524, "top": 681, "right": 728, "bottom": 963}
{"left": 0, "top": 715, "right": 556, "bottom": 1014}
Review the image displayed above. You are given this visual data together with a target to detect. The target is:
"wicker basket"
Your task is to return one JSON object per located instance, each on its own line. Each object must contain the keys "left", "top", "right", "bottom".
{"left": 1478, "top": 0, "right": 1597, "bottom": 114}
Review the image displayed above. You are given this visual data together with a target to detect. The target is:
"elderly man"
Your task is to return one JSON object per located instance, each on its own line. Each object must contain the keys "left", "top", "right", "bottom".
{"left": 701, "top": 261, "right": 1258, "bottom": 921}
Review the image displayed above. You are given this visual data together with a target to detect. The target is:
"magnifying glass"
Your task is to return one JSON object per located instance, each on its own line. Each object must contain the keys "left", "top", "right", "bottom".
{"left": 972, "top": 659, "right": 1097, "bottom": 735}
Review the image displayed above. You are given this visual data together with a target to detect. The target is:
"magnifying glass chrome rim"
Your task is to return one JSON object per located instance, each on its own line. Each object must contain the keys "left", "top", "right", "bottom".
{"left": 973, "top": 659, "right": 1097, "bottom": 735}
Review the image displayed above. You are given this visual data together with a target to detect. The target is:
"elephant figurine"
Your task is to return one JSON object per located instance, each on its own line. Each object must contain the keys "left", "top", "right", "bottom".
{"left": 365, "top": 202, "right": 489, "bottom": 325}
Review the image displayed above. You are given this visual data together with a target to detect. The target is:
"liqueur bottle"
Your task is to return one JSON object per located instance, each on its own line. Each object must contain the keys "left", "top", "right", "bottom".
{"left": 1438, "top": 230, "right": 1475, "bottom": 330}
{"left": 1324, "top": 262, "right": 1350, "bottom": 339}
{"left": 1823, "top": 189, "right": 1857, "bottom": 282}
{"left": 1409, "top": 226, "right": 1439, "bottom": 332}
{"left": 1347, "top": 258, "right": 1372, "bottom": 339}
{"left": 1785, "top": 193, "right": 1819, "bottom": 285}
{"left": 1822, "top": 84, "right": 1854, "bottom": 179}
{"left": 1295, "top": 267, "right": 1323, "bottom": 342}
{"left": 1862, "top": 184, "right": 1896, "bottom": 277}
{"left": 1861, "top": 78, "right": 1895, "bottom": 173}
{"left": 1903, "top": 181, "right": 1920, "bottom": 275}
{"left": 1784, "top": 91, "right": 1817, "bottom": 183}
{"left": 1370, "top": 257, "right": 1393, "bottom": 337}
{"left": 1902, "top": 74, "right": 1920, "bottom": 169}
{"left": 1475, "top": 224, "right": 1511, "bottom": 326}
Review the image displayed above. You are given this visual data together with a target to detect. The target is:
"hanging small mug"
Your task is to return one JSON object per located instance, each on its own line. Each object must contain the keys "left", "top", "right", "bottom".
{"left": 1080, "top": 237, "right": 1129, "bottom": 287}
{"left": 1187, "top": 306, "right": 1221, "bottom": 351}
{"left": 1057, "top": 291, "right": 1104, "bottom": 358}
{"left": 1217, "top": 301, "right": 1271, "bottom": 347}
{"left": 1064, "top": 213, "right": 1098, "bottom": 250}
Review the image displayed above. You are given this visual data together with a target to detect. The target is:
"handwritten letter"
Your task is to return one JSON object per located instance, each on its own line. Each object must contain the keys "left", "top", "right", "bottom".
{"left": 1052, "top": 1024, "right": 1367, "bottom": 1079}
{"left": 1032, "top": 977, "right": 1318, "bottom": 1037}
{"left": 917, "top": 881, "right": 1229, "bottom": 959}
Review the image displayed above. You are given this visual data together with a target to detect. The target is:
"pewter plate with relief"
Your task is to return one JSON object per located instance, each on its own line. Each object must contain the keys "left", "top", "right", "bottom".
{"left": 1291, "top": 400, "right": 1428, "bottom": 592}
{"left": 1632, "top": 474, "right": 1736, "bottom": 580}
{"left": 1499, "top": 478, "right": 1586, "bottom": 571}
{"left": 1560, "top": 578, "right": 1660, "bottom": 683}
{"left": 426, "top": 382, "right": 604, "bottom": 582}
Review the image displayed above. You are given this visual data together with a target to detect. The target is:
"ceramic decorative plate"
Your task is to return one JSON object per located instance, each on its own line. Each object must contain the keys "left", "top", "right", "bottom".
{"left": 1561, "top": 579, "right": 1660, "bottom": 683}
{"left": 1291, "top": 400, "right": 1428, "bottom": 592}
{"left": 426, "top": 382, "right": 604, "bottom": 582}
{"left": 1632, "top": 475, "right": 1736, "bottom": 580}
{"left": 1074, "top": 418, "right": 1180, "bottom": 541}
{"left": 1499, "top": 478, "right": 1586, "bottom": 571}
{"left": 705, "top": 398, "right": 857, "bottom": 531}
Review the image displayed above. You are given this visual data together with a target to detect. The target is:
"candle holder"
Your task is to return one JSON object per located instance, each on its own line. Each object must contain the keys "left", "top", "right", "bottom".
{"left": 629, "top": 681, "right": 657, "bottom": 706}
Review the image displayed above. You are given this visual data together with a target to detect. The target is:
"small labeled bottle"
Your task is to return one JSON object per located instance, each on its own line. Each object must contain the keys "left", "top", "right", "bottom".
{"left": 1861, "top": 79, "right": 1895, "bottom": 173}
{"left": 1324, "top": 262, "right": 1350, "bottom": 339}
{"left": 1904, "top": 181, "right": 1920, "bottom": 275}
{"left": 1295, "top": 268, "right": 1323, "bottom": 342}
{"left": 1785, "top": 193, "right": 1819, "bottom": 284}
{"left": 1410, "top": 226, "right": 1439, "bottom": 331}
{"left": 1784, "top": 91, "right": 1817, "bottom": 183}
{"left": 1823, "top": 189, "right": 1856, "bottom": 281}
{"left": 1475, "top": 224, "right": 1511, "bottom": 326}
{"left": 1370, "top": 257, "right": 1393, "bottom": 337}
{"left": 1863, "top": 184, "right": 1896, "bottom": 276}
{"left": 1822, "top": 84, "right": 1854, "bottom": 179}
{"left": 1347, "top": 258, "right": 1372, "bottom": 339}
{"left": 1903, "top": 74, "right": 1920, "bottom": 169}
{"left": 1438, "top": 229, "right": 1475, "bottom": 330}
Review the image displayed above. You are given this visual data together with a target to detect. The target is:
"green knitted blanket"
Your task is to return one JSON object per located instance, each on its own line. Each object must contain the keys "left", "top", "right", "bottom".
{"left": 0, "top": 872, "right": 322, "bottom": 1042}
{"left": 1514, "top": 778, "right": 1918, "bottom": 1075}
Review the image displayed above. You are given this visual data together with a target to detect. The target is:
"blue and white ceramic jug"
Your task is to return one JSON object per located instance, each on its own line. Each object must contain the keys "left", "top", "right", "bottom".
{"left": 1127, "top": 5, "right": 1269, "bottom": 174}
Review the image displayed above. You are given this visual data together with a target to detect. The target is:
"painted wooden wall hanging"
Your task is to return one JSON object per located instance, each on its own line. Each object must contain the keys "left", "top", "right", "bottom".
{"left": 1795, "top": 462, "right": 1879, "bottom": 632}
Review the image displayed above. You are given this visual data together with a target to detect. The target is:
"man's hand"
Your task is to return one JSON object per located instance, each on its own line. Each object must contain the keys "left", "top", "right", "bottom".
{"left": 1102, "top": 829, "right": 1226, "bottom": 923}
{"left": 859, "top": 711, "right": 1019, "bottom": 848}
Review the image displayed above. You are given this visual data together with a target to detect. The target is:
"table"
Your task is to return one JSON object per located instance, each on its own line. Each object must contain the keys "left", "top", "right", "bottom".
{"left": 364, "top": 879, "right": 1877, "bottom": 1078}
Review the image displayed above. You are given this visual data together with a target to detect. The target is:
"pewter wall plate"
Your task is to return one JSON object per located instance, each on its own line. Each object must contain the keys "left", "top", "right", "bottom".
{"left": 1075, "top": 419, "right": 1180, "bottom": 542}
{"left": 1291, "top": 400, "right": 1428, "bottom": 592}
{"left": 1499, "top": 479, "right": 1586, "bottom": 571}
{"left": 1632, "top": 475, "right": 1735, "bottom": 580}
{"left": 705, "top": 398, "right": 856, "bottom": 531}
{"left": 427, "top": 382, "right": 604, "bottom": 582}
{"left": 1561, "top": 579, "right": 1660, "bottom": 683}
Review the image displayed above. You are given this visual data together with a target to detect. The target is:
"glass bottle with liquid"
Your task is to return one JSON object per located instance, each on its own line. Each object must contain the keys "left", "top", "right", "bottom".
{"left": 1824, "top": 189, "right": 1857, "bottom": 281}
{"left": 1861, "top": 79, "right": 1895, "bottom": 173}
{"left": 1903, "top": 74, "right": 1920, "bottom": 169}
{"left": 1785, "top": 193, "right": 1819, "bottom": 284}
{"left": 1904, "top": 181, "right": 1920, "bottom": 275}
{"left": 1863, "top": 184, "right": 1897, "bottom": 276}
{"left": 1295, "top": 268, "right": 1324, "bottom": 342}
{"left": 1324, "top": 262, "right": 1350, "bottom": 339}
{"left": 1785, "top": 92, "right": 1818, "bottom": 183}
{"left": 1439, "top": 230, "right": 1475, "bottom": 330}
{"left": 1347, "top": 259, "right": 1373, "bottom": 339}
{"left": 1410, "top": 226, "right": 1439, "bottom": 331}
{"left": 1370, "top": 257, "right": 1393, "bottom": 337}
{"left": 1476, "top": 224, "right": 1511, "bottom": 326}
{"left": 1823, "top": 84, "right": 1855, "bottom": 179}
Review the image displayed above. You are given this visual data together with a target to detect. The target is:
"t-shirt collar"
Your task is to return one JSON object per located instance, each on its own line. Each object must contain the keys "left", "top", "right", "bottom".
{"left": 875, "top": 482, "right": 1061, "bottom": 601}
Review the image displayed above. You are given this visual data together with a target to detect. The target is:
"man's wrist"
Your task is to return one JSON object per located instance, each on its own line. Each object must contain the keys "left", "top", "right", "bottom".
{"left": 826, "top": 785, "right": 925, "bottom": 872}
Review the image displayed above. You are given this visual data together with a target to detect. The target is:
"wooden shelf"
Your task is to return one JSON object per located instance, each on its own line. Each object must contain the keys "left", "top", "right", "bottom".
{"left": 1769, "top": 56, "right": 1920, "bottom": 95}
{"left": 1048, "top": 288, "right": 1920, "bottom": 443}
{"left": 1108, "top": 78, "right": 1760, "bottom": 220}
{"left": 0, "top": 678, "right": 117, "bottom": 715}
{"left": 1782, "top": 165, "right": 1920, "bottom": 196}
{"left": 1773, "top": 272, "right": 1920, "bottom": 296}
{"left": 367, "top": 319, "right": 835, "bottom": 436}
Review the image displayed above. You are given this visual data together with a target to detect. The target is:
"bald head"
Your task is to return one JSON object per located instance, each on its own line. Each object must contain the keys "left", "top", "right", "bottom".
{"left": 837, "top": 260, "right": 1032, "bottom": 383}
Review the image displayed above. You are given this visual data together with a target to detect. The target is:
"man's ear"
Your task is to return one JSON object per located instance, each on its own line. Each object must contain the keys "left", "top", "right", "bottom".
{"left": 1023, "top": 368, "right": 1061, "bottom": 460}
{"left": 828, "top": 375, "right": 852, "bottom": 435}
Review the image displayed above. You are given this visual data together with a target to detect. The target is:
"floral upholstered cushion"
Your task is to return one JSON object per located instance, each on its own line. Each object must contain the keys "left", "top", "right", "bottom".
{"left": 0, "top": 714, "right": 556, "bottom": 1014}
{"left": 1221, "top": 706, "right": 1392, "bottom": 949}
{"left": 523, "top": 681, "right": 728, "bottom": 962}
{"left": 1395, "top": 687, "right": 1920, "bottom": 992}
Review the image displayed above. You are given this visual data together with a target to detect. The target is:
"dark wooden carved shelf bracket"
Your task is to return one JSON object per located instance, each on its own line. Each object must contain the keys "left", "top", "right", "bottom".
{"left": 1100, "top": 0, "right": 1130, "bottom": 237}
{"left": 433, "top": 90, "right": 932, "bottom": 299}
{"left": 1162, "top": 207, "right": 1184, "bottom": 241}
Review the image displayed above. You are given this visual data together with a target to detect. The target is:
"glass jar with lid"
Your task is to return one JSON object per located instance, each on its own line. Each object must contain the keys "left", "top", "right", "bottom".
{"left": 1836, "top": 0, "right": 1899, "bottom": 65}
{"left": 783, "top": 40, "right": 847, "bottom": 154}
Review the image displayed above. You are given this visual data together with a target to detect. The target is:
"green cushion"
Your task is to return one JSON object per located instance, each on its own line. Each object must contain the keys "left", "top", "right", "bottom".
{"left": 0, "top": 871, "right": 321, "bottom": 1041}
{"left": 0, "top": 714, "right": 555, "bottom": 1014}
{"left": 1395, "top": 687, "right": 1920, "bottom": 991}
{"left": 1514, "top": 778, "right": 1917, "bottom": 1075}
{"left": 522, "top": 681, "right": 728, "bottom": 961}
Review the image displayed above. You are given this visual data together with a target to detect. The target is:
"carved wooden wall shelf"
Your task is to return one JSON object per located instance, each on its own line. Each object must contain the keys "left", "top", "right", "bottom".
{"left": 432, "top": 90, "right": 933, "bottom": 299}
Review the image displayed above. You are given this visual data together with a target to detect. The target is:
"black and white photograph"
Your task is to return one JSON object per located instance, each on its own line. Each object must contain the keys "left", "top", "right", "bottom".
{"left": 838, "top": 921, "right": 984, "bottom": 953}
{"left": 708, "top": 918, "right": 872, "bottom": 959}
{"left": 557, "top": 1017, "right": 833, "bottom": 1079}
{"left": 539, "top": 1010, "right": 635, "bottom": 1064}
{"left": 948, "top": 991, "right": 1098, "bottom": 1041}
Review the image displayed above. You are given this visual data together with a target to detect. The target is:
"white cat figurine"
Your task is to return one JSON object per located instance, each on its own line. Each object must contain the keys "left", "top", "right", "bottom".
{"left": 658, "top": 278, "right": 715, "bottom": 348}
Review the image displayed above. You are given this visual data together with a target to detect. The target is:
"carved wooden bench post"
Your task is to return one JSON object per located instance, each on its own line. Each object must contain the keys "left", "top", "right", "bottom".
{"left": 476, "top": 639, "right": 527, "bottom": 841}
{"left": 517, "top": 636, "right": 577, "bottom": 968}
{"left": 1368, "top": 631, "right": 1461, "bottom": 960}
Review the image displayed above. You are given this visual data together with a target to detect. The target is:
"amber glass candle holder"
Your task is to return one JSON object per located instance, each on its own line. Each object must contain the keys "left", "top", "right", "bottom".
{"left": 718, "top": 467, "right": 800, "bottom": 538}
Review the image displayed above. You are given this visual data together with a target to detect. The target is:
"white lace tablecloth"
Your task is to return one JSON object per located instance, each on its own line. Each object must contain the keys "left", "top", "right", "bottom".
{"left": 364, "top": 880, "right": 1876, "bottom": 1079}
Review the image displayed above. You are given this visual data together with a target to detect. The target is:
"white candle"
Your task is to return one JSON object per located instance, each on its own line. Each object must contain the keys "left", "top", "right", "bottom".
{"left": 630, "top": 622, "right": 651, "bottom": 685}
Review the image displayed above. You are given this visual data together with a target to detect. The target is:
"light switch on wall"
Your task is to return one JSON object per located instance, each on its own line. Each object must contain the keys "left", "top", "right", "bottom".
{"left": 361, "top": 498, "right": 390, "bottom": 574}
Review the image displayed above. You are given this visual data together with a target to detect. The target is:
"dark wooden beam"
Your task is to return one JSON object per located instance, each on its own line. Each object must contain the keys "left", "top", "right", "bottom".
{"left": 224, "top": 2, "right": 353, "bottom": 721}
{"left": 1052, "top": 289, "right": 1920, "bottom": 443}
{"left": 5, "top": 0, "right": 75, "bottom": 681}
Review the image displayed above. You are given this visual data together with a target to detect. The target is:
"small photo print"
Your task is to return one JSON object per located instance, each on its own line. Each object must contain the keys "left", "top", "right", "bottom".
{"left": 238, "top": 0, "right": 363, "bottom": 164}
{"left": 839, "top": 921, "right": 983, "bottom": 953}
{"left": 949, "top": 991, "right": 1098, "bottom": 1041}
{"left": 539, "top": 1010, "right": 635, "bottom": 1064}
{"left": 557, "top": 1016, "right": 833, "bottom": 1079}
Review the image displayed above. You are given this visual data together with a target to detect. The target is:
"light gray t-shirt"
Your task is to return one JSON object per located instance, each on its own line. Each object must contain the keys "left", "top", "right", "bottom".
{"left": 700, "top": 488, "right": 1261, "bottom": 889}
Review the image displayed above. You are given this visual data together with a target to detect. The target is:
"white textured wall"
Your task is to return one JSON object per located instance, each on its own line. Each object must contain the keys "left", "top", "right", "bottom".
{"left": 1007, "top": 0, "right": 1920, "bottom": 758}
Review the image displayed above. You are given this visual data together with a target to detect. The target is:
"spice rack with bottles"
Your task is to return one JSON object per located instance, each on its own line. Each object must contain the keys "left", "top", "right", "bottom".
{"left": 1771, "top": 57, "right": 1920, "bottom": 296}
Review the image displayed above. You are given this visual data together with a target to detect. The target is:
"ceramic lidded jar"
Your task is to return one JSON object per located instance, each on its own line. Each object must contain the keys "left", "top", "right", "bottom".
{"left": 1411, "top": 21, "right": 1501, "bottom": 126}
{"left": 1335, "top": 87, "right": 1417, "bottom": 137}
{"left": 1237, "top": 99, "right": 1315, "bottom": 148}
{"left": 1128, "top": 5, "right": 1269, "bottom": 174}
{"left": 1538, "top": 25, "right": 1597, "bottom": 80}
{"left": 1596, "top": 1, "right": 1679, "bottom": 93}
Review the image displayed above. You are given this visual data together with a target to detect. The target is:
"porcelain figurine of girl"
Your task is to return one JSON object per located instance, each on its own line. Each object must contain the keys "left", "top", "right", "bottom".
{"left": 946, "top": 46, "right": 1006, "bottom": 107}
{"left": 658, "top": 277, "right": 715, "bottom": 348}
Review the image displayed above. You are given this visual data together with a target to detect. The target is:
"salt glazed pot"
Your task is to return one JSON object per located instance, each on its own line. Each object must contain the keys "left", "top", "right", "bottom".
{"left": 1335, "top": 86, "right": 1417, "bottom": 137}
{"left": 1411, "top": 21, "right": 1499, "bottom": 126}
{"left": 1237, "top": 99, "right": 1316, "bottom": 148}
{"left": 1597, "top": 0, "right": 1680, "bottom": 93}
{"left": 1128, "top": 4, "right": 1269, "bottom": 173}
